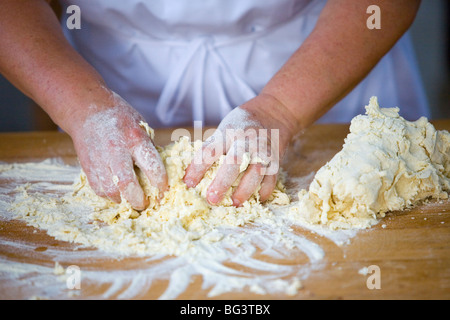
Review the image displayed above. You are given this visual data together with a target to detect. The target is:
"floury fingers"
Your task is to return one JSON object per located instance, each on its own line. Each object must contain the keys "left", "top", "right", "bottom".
{"left": 182, "top": 108, "right": 281, "bottom": 175}
{"left": 183, "top": 106, "right": 283, "bottom": 206}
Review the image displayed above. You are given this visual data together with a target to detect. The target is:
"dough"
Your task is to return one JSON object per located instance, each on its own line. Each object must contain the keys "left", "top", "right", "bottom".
{"left": 73, "top": 96, "right": 450, "bottom": 236}
{"left": 2, "top": 96, "right": 448, "bottom": 298}
{"left": 4, "top": 97, "right": 449, "bottom": 256}
{"left": 71, "top": 134, "right": 290, "bottom": 256}
{"left": 289, "top": 97, "right": 450, "bottom": 229}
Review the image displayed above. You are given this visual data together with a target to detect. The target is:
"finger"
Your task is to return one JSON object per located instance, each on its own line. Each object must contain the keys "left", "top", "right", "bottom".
{"left": 76, "top": 153, "right": 108, "bottom": 198}
{"left": 258, "top": 174, "right": 277, "bottom": 202}
{"left": 133, "top": 141, "right": 168, "bottom": 196}
{"left": 109, "top": 156, "right": 148, "bottom": 211}
{"left": 98, "top": 166, "right": 121, "bottom": 204}
{"left": 84, "top": 169, "right": 107, "bottom": 198}
{"left": 184, "top": 136, "right": 225, "bottom": 188}
{"left": 231, "top": 163, "right": 265, "bottom": 207}
{"left": 206, "top": 145, "right": 243, "bottom": 205}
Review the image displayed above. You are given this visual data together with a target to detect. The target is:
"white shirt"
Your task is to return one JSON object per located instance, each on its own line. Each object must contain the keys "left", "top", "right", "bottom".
{"left": 60, "top": 0, "right": 430, "bottom": 128}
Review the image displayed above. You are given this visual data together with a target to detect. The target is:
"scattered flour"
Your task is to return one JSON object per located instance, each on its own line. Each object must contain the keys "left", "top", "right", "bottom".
{"left": 0, "top": 97, "right": 449, "bottom": 299}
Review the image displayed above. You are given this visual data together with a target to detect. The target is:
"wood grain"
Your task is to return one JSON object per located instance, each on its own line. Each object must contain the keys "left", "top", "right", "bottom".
{"left": 0, "top": 121, "right": 449, "bottom": 300}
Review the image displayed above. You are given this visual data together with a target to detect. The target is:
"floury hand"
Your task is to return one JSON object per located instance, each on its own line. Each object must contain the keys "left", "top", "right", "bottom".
{"left": 184, "top": 94, "right": 296, "bottom": 206}
{"left": 72, "top": 91, "right": 168, "bottom": 211}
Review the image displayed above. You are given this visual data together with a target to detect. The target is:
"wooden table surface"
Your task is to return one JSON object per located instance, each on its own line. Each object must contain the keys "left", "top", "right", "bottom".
{"left": 1, "top": 121, "right": 449, "bottom": 300}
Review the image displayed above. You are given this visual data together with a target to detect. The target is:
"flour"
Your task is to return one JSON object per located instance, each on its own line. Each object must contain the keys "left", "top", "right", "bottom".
{"left": 0, "top": 155, "right": 324, "bottom": 298}
{"left": 67, "top": 134, "right": 292, "bottom": 257}
{"left": 1, "top": 96, "right": 449, "bottom": 299}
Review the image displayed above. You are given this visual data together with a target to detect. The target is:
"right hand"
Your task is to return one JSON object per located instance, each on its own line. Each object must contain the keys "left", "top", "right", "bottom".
{"left": 69, "top": 91, "right": 168, "bottom": 211}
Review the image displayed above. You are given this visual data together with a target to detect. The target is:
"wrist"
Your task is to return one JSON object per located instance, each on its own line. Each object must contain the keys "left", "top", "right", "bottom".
{"left": 43, "top": 82, "right": 116, "bottom": 136}
{"left": 239, "top": 93, "right": 298, "bottom": 152}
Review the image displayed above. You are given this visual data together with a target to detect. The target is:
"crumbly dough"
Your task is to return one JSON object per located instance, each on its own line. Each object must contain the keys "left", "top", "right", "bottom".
{"left": 289, "top": 97, "right": 450, "bottom": 229}
{"left": 70, "top": 134, "right": 290, "bottom": 256}
{"left": 73, "top": 96, "right": 450, "bottom": 237}
{"left": 2, "top": 96, "right": 449, "bottom": 299}
{"left": 4, "top": 97, "right": 449, "bottom": 257}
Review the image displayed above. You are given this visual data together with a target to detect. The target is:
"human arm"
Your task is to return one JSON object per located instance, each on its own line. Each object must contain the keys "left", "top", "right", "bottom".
{"left": 0, "top": 0, "right": 168, "bottom": 210}
{"left": 184, "top": 0, "right": 421, "bottom": 205}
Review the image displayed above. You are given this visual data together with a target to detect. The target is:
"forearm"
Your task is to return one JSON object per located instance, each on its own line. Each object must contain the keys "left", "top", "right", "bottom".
{"left": 261, "top": 0, "right": 421, "bottom": 134}
{"left": 0, "top": 0, "right": 110, "bottom": 135}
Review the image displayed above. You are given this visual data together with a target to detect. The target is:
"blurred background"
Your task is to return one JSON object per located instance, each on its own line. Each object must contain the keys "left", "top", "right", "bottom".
{"left": 0, "top": 0, "right": 449, "bottom": 132}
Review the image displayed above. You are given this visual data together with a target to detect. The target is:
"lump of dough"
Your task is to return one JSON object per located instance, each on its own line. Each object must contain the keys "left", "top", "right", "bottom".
{"left": 290, "top": 97, "right": 450, "bottom": 229}
{"left": 137, "top": 136, "right": 289, "bottom": 209}
{"left": 75, "top": 133, "right": 290, "bottom": 237}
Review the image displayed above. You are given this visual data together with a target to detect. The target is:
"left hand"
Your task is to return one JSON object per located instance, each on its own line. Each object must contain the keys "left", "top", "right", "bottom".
{"left": 183, "top": 93, "right": 296, "bottom": 206}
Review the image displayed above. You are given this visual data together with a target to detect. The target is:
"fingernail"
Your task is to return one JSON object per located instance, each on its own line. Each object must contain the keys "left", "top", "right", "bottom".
{"left": 232, "top": 198, "right": 241, "bottom": 207}
{"left": 184, "top": 178, "right": 195, "bottom": 188}
{"left": 207, "top": 192, "right": 220, "bottom": 205}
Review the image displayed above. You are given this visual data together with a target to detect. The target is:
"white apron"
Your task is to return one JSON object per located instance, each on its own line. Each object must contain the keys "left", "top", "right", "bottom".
{"left": 59, "top": 0, "right": 430, "bottom": 128}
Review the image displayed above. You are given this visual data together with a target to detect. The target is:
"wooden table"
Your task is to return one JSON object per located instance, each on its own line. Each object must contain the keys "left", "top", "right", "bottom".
{"left": 1, "top": 121, "right": 449, "bottom": 300}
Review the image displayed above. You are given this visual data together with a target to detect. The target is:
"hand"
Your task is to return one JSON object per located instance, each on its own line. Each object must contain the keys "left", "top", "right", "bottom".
{"left": 70, "top": 91, "right": 168, "bottom": 210}
{"left": 183, "top": 94, "right": 295, "bottom": 206}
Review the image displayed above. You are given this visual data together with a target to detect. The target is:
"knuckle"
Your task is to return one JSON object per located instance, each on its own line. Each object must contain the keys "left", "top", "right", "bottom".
{"left": 128, "top": 126, "right": 146, "bottom": 141}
